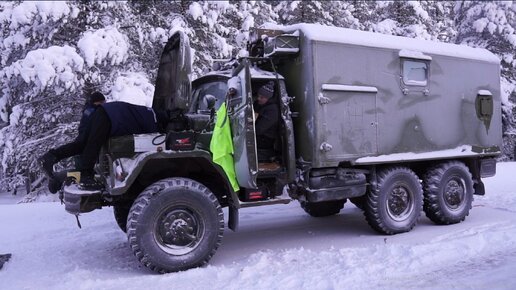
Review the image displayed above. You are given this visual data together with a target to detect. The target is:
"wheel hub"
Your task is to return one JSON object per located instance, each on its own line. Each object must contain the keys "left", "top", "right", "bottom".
{"left": 387, "top": 185, "right": 413, "bottom": 221}
{"left": 155, "top": 207, "right": 204, "bottom": 255}
{"left": 444, "top": 179, "right": 465, "bottom": 209}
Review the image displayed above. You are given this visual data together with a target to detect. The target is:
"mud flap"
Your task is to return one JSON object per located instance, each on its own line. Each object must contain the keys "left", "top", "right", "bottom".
{"left": 474, "top": 180, "right": 486, "bottom": 196}
{"left": 228, "top": 205, "right": 239, "bottom": 231}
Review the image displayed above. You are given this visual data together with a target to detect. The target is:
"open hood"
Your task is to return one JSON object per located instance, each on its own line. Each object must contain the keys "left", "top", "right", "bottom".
{"left": 152, "top": 31, "right": 192, "bottom": 112}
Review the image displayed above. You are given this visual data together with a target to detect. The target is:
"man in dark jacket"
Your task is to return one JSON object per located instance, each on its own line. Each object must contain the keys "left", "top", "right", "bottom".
{"left": 253, "top": 81, "right": 279, "bottom": 162}
{"left": 78, "top": 101, "right": 167, "bottom": 190}
{"left": 39, "top": 92, "right": 106, "bottom": 193}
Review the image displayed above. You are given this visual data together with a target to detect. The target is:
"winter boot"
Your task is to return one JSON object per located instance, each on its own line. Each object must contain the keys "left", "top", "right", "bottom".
{"left": 49, "top": 170, "right": 68, "bottom": 193}
{"left": 78, "top": 175, "right": 103, "bottom": 191}
{"left": 47, "top": 177, "right": 62, "bottom": 194}
{"left": 38, "top": 152, "right": 58, "bottom": 179}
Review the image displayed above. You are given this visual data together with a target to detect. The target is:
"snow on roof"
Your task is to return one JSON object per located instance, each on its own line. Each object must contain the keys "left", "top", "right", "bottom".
{"left": 478, "top": 89, "right": 493, "bottom": 96}
{"left": 264, "top": 23, "right": 500, "bottom": 64}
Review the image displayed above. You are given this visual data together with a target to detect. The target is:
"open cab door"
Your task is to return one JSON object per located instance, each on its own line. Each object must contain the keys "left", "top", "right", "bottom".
{"left": 153, "top": 31, "right": 192, "bottom": 112}
{"left": 227, "top": 59, "right": 258, "bottom": 189}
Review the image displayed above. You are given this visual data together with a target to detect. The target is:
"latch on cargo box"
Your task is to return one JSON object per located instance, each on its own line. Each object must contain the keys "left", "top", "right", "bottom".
{"left": 320, "top": 142, "right": 333, "bottom": 152}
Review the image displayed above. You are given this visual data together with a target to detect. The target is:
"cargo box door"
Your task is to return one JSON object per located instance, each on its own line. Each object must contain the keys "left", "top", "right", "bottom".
{"left": 227, "top": 59, "right": 258, "bottom": 189}
{"left": 319, "top": 85, "right": 378, "bottom": 160}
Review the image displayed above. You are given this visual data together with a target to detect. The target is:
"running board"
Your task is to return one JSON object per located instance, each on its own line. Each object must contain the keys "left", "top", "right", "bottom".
{"left": 239, "top": 197, "right": 292, "bottom": 208}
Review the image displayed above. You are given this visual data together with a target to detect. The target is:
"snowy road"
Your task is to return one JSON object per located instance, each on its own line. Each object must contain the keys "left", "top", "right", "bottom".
{"left": 1, "top": 163, "right": 516, "bottom": 290}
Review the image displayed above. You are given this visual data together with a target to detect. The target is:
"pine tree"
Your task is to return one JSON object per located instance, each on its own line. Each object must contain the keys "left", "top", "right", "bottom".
{"left": 454, "top": 0, "right": 516, "bottom": 160}
{"left": 1, "top": 1, "right": 516, "bottom": 196}
{"left": 372, "top": 1, "right": 436, "bottom": 40}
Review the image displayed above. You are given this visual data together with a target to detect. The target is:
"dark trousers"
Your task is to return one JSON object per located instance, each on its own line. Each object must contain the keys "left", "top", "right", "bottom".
{"left": 256, "top": 135, "right": 275, "bottom": 162}
{"left": 50, "top": 139, "right": 85, "bottom": 162}
{"left": 78, "top": 107, "right": 111, "bottom": 176}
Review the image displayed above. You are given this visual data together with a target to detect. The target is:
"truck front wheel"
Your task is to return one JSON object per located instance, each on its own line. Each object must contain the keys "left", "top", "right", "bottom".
{"left": 126, "top": 178, "right": 224, "bottom": 273}
{"left": 423, "top": 161, "right": 474, "bottom": 225}
{"left": 300, "top": 200, "right": 346, "bottom": 217}
{"left": 365, "top": 167, "right": 423, "bottom": 235}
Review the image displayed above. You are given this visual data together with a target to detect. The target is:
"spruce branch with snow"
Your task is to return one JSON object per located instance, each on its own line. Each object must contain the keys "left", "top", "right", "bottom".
{"left": 0, "top": 0, "right": 515, "bottom": 195}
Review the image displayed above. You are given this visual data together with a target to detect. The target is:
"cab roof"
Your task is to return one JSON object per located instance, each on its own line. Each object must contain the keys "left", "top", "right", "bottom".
{"left": 197, "top": 65, "right": 284, "bottom": 82}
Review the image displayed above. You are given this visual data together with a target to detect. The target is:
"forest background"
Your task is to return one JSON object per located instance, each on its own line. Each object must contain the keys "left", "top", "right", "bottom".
{"left": 0, "top": 1, "right": 515, "bottom": 194}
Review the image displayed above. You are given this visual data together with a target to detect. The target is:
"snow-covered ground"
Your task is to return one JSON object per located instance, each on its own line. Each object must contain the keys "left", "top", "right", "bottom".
{"left": 1, "top": 163, "right": 516, "bottom": 290}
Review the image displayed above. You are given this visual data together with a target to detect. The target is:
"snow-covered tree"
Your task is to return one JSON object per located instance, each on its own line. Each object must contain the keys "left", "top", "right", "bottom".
{"left": 372, "top": 1, "right": 442, "bottom": 40}
{"left": 454, "top": 1, "right": 516, "bottom": 160}
{"left": 0, "top": 1, "right": 515, "bottom": 195}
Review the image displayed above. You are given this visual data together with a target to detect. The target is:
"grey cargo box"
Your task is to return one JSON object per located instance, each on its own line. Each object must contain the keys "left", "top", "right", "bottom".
{"left": 270, "top": 24, "right": 502, "bottom": 168}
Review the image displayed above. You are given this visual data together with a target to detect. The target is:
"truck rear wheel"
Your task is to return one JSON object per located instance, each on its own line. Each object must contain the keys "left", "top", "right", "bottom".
{"left": 365, "top": 167, "right": 423, "bottom": 235}
{"left": 423, "top": 161, "right": 474, "bottom": 225}
{"left": 126, "top": 178, "right": 224, "bottom": 273}
{"left": 300, "top": 200, "right": 346, "bottom": 217}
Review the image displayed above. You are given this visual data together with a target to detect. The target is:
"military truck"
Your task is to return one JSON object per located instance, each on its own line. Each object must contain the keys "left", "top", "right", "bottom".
{"left": 62, "top": 23, "right": 502, "bottom": 273}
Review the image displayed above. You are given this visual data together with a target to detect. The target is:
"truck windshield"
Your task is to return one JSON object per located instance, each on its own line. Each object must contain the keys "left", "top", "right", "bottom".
{"left": 190, "top": 80, "right": 228, "bottom": 113}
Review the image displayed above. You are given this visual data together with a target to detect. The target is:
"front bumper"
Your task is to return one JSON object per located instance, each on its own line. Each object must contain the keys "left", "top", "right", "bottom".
{"left": 63, "top": 184, "right": 104, "bottom": 215}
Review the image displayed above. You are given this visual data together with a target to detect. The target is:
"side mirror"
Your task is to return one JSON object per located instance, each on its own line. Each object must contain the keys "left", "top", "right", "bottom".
{"left": 227, "top": 77, "right": 242, "bottom": 107}
{"left": 203, "top": 94, "right": 217, "bottom": 110}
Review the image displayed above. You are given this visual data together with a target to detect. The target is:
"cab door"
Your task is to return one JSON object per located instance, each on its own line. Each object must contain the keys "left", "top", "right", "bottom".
{"left": 227, "top": 59, "right": 258, "bottom": 189}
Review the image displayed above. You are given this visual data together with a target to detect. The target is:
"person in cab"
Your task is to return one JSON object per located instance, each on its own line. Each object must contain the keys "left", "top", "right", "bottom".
{"left": 253, "top": 81, "right": 279, "bottom": 162}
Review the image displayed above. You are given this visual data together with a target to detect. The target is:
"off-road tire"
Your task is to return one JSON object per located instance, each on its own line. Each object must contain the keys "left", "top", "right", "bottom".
{"left": 423, "top": 161, "right": 474, "bottom": 225}
{"left": 350, "top": 196, "right": 366, "bottom": 210}
{"left": 113, "top": 203, "right": 132, "bottom": 233}
{"left": 300, "top": 199, "right": 346, "bottom": 217}
{"left": 365, "top": 167, "right": 423, "bottom": 235}
{"left": 126, "top": 178, "right": 224, "bottom": 273}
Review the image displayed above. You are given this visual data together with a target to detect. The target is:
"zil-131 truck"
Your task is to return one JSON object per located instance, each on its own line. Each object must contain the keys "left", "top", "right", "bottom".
{"left": 61, "top": 23, "right": 502, "bottom": 273}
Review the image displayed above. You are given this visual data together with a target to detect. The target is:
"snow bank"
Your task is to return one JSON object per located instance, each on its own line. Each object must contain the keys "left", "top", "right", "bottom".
{"left": 109, "top": 72, "right": 154, "bottom": 107}
{"left": 1, "top": 45, "right": 84, "bottom": 90}
{"left": 77, "top": 27, "right": 129, "bottom": 67}
{"left": 1, "top": 163, "right": 516, "bottom": 288}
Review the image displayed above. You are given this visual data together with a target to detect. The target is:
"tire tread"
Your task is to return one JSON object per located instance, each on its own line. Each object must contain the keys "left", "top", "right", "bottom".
{"left": 364, "top": 167, "right": 423, "bottom": 235}
{"left": 423, "top": 161, "right": 473, "bottom": 225}
{"left": 126, "top": 178, "right": 224, "bottom": 273}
